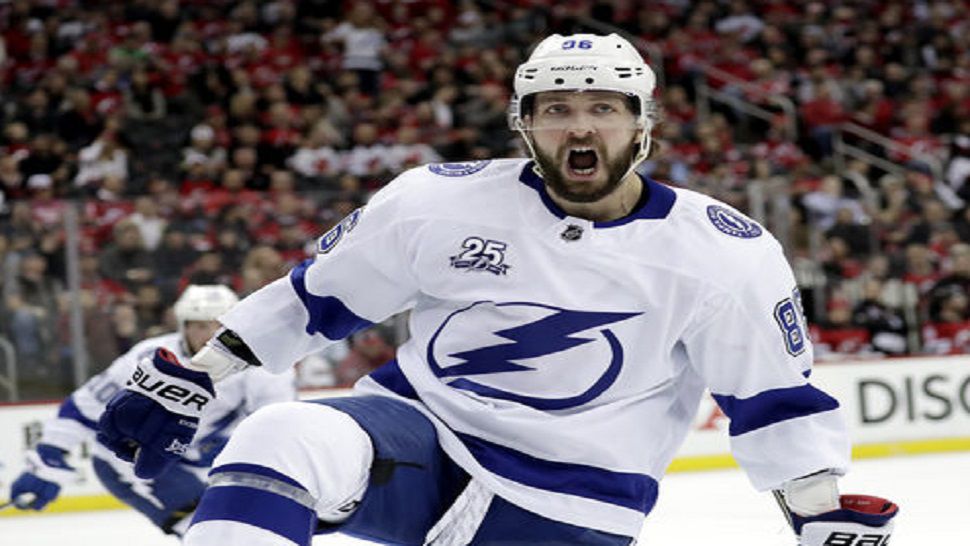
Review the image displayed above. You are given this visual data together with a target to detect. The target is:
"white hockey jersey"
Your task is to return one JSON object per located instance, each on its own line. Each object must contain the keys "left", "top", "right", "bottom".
{"left": 42, "top": 332, "right": 296, "bottom": 471}
{"left": 220, "top": 159, "right": 851, "bottom": 538}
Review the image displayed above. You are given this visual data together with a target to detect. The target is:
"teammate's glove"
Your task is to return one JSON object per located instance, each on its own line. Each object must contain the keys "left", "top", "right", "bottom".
{"left": 10, "top": 444, "right": 77, "bottom": 510}
{"left": 792, "top": 495, "right": 898, "bottom": 546}
{"left": 97, "top": 348, "right": 215, "bottom": 479}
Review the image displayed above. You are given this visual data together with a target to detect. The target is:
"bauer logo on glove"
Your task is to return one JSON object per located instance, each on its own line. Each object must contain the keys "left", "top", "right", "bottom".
{"left": 127, "top": 348, "right": 213, "bottom": 414}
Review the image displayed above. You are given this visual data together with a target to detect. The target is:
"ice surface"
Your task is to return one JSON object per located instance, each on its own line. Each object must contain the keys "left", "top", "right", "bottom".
{"left": 1, "top": 451, "right": 964, "bottom": 545}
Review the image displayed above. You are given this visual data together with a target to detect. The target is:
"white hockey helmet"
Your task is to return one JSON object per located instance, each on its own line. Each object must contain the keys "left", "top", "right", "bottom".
{"left": 509, "top": 33, "right": 658, "bottom": 173}
{"left": 509, "top": 33, "right": 657, "bottom": 130}
{"left": 173, "top": 284, "right": 239, "bottom": 329}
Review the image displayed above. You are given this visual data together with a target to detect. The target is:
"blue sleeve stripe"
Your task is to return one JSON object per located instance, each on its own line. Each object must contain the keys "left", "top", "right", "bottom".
{"left": 712, "top": 384, "right": 840, "bottom": 437}
{"left": 289, "top": 259, "right": 374, "bottom": 340}
{"left": 455, "top": 432, "right": 658, "bottom": 515}
{"left": 209, "top": 462, "right": 307, "bottom": 491}
{"left": 57, "top": 397, "right": 99, "bottom": 431}
{"left": 190, "top": 484, "right": 315, "bottom": 546}
{"left": 367, "top": 359, "right": 420, "bottom": 401}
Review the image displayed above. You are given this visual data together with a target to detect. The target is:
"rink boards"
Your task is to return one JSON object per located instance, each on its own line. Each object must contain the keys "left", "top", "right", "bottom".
{"left": 2, "top": 354, "right": 968, "bottom": 515}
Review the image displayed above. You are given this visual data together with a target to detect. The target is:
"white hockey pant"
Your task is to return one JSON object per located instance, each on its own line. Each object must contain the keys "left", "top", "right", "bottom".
{"left": 183, "top": 401, "right": 373, "bottom": 546}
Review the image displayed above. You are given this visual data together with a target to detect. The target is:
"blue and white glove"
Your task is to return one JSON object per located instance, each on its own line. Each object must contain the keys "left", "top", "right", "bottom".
{"left": 10, "top": 444, "right": 77, "bottom": 510}
{"left": 97, "top": 348, "right": 215, "bottom": 480}
{"left": 779, "top": 471, "right": 897, "bottom": 546}
{"left": 792, "top": 495, "right": 898, "bottom": 546}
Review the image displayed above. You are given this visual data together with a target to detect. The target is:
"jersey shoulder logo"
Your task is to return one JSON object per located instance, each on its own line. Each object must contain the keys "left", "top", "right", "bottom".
{"left": 706, "top": 205, "right": 762, "bottom": 239}
{"left": 428, "top": 160, "right": 491, "bottom": 177}
{"left": 450, "top": 236, "right": 510, "bottom": 275}
{"left": 318, "top": 208, "right": 363, "bottom": 254}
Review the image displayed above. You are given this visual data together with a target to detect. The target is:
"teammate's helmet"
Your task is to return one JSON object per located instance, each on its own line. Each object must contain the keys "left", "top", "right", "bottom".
{"left": 173, "top": 284, "right": 238, "bottom": 329}
{"left": 509, "top": 33, "right": 657, "bottom": 132}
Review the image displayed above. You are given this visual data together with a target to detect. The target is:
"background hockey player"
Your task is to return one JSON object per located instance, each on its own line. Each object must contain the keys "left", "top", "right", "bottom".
{"left": 98, "top": 34, "right": 898, "bottom": 546}
{"left": 9, "top": 284, "right": 296, "bottom": 537}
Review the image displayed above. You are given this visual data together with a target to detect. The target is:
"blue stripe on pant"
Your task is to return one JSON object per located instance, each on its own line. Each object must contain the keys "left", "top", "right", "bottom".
{"left": 192, "top": 483, "right": 316, "bottom": 545}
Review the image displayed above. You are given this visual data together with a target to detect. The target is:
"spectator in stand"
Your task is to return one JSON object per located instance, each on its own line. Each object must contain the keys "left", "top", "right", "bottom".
{"left": 799, "top": 83, "right": 847, "bottom": 158}
{"left": 322, "top": 3, "right": 388, "bottom": 97}
{"left": 181, "top": 124, "right": 227, "bottom": 180}
{"left": 821, "top": 235, "right": 864, "bottom": 282}
{"left": 124, "top": 67, "right": 167, "bottom": 121}
{"left": 181, "top": 251, "right": 237, "bottom": 292}
{"left": 19, "top": 136, "right": 71, "bottom": 199}
{"left": 385, "top": 125, "right": 442, "bottom": 173}
{"left": 902, "top": 242, "right": 940, "bottom": 295}
{"left": 110, "top": 301, "right": 141, "bottom": 355}
{"left": 926, "top": 243, "right": 970, "bottom": 318}
{"left": 98, "top": 219, "right": 154, "bottom": 291}
{"left": 852, "top": 279, "right": 908, "bottom": 355}
{"left": 133, "top": 283, "right": 165, "bottom": 333}
{"left": 802, "top": 175, "right": 867, "bottom": 232}
{"left": 0, "top": 155, "right": 26, "bottom": 208}
{"left": 127, "top": 196, "right": 168, "bottom": 252}
{"left": 826, "top": 206, "right": 871, "bottom": 256}
{"left": 3, "top": 252, "right": 63, "bottom": 395}
{"left": 809, "top": 296, "right": 873, "bottom": 360}
{"left": 345, "top": 122, "right": 389, "bottom": 178}
{"left": 946, "top": 133, "right": 970, "bottom": 203}
{"left": 259, "top": 101, "right": 301, "bottom": 169}
{"left": 153, "top": 227, "right": 199, "bottom": 302}
{"left": 56, "top": 87, "right": 103, "bottom": 150}
{"left": 75, "top": 127, "right": 129, "bottom": 191}
{"left": 287, "top": 122, "right": 343, "bottom": 182}
{"left": 849, "top": 80, "right": 895, "bottom": 135}
{"left": 922, "top": 284, "right": 970, "bottom": 355}
{"left": 334, "top": 324, "right": 397, "bottom": 387}
{"left": 238, "top": 245, "right": 286, "bottom": 297}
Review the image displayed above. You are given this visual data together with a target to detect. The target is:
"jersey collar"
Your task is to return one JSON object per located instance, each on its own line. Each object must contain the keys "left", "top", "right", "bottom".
{"left": 518, "top": 161, "right": 676, "bottom": 227}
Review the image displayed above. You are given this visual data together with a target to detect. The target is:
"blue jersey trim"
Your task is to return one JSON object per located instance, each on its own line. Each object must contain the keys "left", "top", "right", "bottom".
{"left": 517, "top": 162, "right": 676, "bottom": 225}
{"left": 289, "top": 259, "right": 374, "bottom": 340}
{"left": 455, "top": 432, "right": 658, "bottom": 515}
{"left": 712, "top": 384, "right": 840, "bottom": 437}
{"left": 368, "top": 359, "right": 420, "bottom": 400}
{"left": 58, "top": 396, "right": 99, "bottom": 432}
{"left": 191, "top": 484, "right": 315, "bottom": 546}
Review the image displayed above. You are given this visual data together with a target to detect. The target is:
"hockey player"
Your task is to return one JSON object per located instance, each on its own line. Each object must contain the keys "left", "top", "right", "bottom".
{"left": 10, "top": 285, "right": 295, "bottom": 537}
{"left": 98, "top": 34, "right": 898, "bottom": 545}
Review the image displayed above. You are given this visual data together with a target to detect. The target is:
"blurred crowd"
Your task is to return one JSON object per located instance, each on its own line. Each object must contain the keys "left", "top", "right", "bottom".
{"left": 0, "top": 0, "right": 967, "bottom": 397}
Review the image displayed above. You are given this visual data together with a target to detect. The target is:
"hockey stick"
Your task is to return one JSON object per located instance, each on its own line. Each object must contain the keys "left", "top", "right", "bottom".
{"left": 772, "top": 489, "right": 795, "bottom": 530}
{"left": 0, "top": 493, "right": 37, "bottom": 511}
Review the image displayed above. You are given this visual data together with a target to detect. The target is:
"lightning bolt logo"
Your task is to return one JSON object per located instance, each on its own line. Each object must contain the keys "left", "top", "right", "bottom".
{"left": 427, "top": 302, "right": 642, "bottom": 410}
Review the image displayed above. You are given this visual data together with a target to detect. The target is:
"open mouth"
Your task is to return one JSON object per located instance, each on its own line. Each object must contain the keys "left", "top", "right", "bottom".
{"left": 566, "top": 147, "right": 598, "bottom": 176}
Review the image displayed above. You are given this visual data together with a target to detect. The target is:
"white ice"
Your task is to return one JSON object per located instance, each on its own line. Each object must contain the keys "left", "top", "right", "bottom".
{"left": 1, "top": 451, "right": 964, "bottom": 545}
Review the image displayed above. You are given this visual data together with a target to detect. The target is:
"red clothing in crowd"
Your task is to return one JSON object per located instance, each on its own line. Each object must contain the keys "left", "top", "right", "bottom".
{"left": 922, "top": 321, "right": 970, "bottom": 355}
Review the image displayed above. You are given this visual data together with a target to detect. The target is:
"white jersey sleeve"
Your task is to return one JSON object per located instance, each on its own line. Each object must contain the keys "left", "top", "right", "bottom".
{"left": 219, "top": 171, "right": 421, "bottom": 373}
{"left": 682, "top": 238, "right": 850, "bottom": 490}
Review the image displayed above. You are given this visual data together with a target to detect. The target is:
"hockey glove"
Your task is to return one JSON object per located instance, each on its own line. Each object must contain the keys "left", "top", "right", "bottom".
{"left": 792, "top": 495, "right": 898, "bottom": 546}
{"left": 10, "top": 444, "right": 77, "bottom": 510}
{"left": 97, "top": 348, "right": 215, "bottom": 479}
